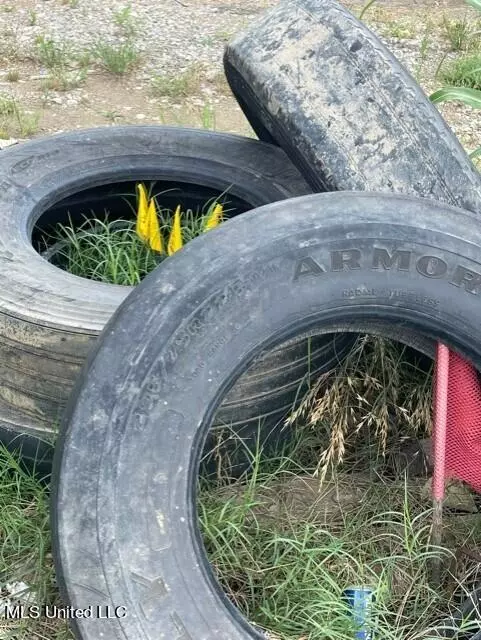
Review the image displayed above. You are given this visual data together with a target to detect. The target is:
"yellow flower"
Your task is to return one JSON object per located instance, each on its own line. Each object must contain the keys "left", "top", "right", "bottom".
{"left": 146, "top": 197, "right": 164, "bottom": 253}
{"left": 167, "top": 205, "right": 183, "bottom": 256}
{"left": 204, "top": 203, "right": 223, "bottom": 232}
{"left": 136, "top": 183, "right": 150, "bottom": 241}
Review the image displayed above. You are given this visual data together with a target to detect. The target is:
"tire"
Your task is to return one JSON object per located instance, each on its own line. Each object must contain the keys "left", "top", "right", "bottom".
{"left": 54, "top": 191, "right": 481, "bottom": 640}
{"left": 223, "top": 0, "right": 481, "bottom": 213}
{"left": 0, "top": 125, "right": 349, "bottom": 473}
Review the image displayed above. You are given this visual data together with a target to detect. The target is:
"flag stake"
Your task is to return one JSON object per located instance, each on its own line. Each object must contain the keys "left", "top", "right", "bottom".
{"left": 432, "top": 342, "right": 450, "bottom": 585}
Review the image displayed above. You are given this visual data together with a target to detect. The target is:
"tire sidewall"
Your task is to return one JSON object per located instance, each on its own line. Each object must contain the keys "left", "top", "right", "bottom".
{"left": 55, "top": 193, "right": 481, "bottom": 639}
{"left": 0, "top": 126, "right": 310, "bottom": 331}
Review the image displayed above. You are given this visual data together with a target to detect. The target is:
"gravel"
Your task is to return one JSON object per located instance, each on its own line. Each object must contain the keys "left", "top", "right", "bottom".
{"left": 0, "top": 0, "right": 479, "bottom": 156}
{"left": 3, "top": 0, "right": 267, "bottom": 76}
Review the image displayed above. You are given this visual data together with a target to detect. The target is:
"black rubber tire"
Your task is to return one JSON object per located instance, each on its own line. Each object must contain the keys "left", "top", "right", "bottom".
{"left": 0, "top": 125, "right": 339, "bottom": 472}
{"left": 54, "top": 191, "right": 481, "bottom": 640}
{"left": 224, "top": 0, "right": 481, "bottom": 213}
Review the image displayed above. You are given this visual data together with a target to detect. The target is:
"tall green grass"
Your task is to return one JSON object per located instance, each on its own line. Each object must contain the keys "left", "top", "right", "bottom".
{"left": 42, "top": 197, "right": 227, "bottom": 285}
{"left": 199, "top": 420, "right": 481, "bottom": 640}
{"left": 0, "top": 448, "right": 73, "bottom": 639}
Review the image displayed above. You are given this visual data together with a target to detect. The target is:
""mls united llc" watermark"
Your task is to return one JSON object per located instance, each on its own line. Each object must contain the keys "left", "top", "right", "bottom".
{"left": 3, "top": 604, "right": 127, "bottom": 619}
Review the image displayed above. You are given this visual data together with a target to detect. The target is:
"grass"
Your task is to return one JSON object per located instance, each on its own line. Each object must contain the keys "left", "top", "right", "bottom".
{"left": 27, "top": 9, "right": 37, "bottom": 26}
{"left": 41, "top": 193, "right": 227, "bottom": 285}
{"left": 287, "top": 336, "right": 432, "bottom": 481}
{"left": 431, "top": 0, "right": 481, "bottom": 158}
{"left": 102, "top": 109, "right": 124, "bottom": 124}
{"left": 443, "top": 15, "right": 474, "bottom": 51}
{"left": 443, "top": 14, "right": 481, "bottom": 52}
{"left": 382, "top": 20, "right": 416, "bottom": 39}
{"left": 35, "top": 36, "right": 87, "bottom": 92}
{"left": 440, "top": 52, "right": 481, "bottom": 90}
{"left": 91, "top": 39, "right": 139, "bottom": 75}
{"left": 5, "top": 69, "right": 19, "bottom": 83}
{"left": 0, "top": 95, "right": 17, "bottom": 117}
{"left": 151, "top": 65, "right": 229, "bottom": 99}
{"left": 0, "top": 7, "right": 478, "bottom": 636}
{"left": 198, "top": 336, "right": 481, "bottom": 640}
{"left": 199, "top": 455, "right": 481, "bottom": 639}
{"left": 0, "top": 93, "right": 40, "bottom": 138}
{"left": 89, "top": 4, "right": 139, "bottom": 76}
{"left": 46, "top": 217, "right": 162, "bottom": 286}
{"left": 0, "top": 447, "right": 73, "bottom": 640}
{"left": 201, "top": 103, "right": 216, "bottom": 130}
{"left": 113, "top": 4, "right": 137, "bottom": 40}
{"left": 151, "top": 67, "right": 201, "bottom": 98}
{"left": 35, "top": 36, "right": 71, "bottom": 71}
{"left": 42, "top": 70, "right": 86, "bottom": 93}
{"left": 411, "top": 15, "right": 436, "bottom": 82}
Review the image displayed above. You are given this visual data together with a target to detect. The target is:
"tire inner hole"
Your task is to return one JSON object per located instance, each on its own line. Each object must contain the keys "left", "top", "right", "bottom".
{"left": 31, "top": 179, "right": 252, "bottom": 282}
{"left": 198, "top": 330, "right": 481, "bottom": 639}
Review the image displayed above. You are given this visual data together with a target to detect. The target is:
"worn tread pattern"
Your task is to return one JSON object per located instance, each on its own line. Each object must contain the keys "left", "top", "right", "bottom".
{"left": 224, "top": 0, "right": 481, "bottom": 213}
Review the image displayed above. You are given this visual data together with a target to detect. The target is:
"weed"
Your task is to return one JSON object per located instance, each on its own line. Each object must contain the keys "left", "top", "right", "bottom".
{"left": 359, "top": 2, "right": 391, "bottom": 24}
{"left": 287, "top": 336, "right": 432, "bottom": 482}
{"left": 200, "top": 36, "right": 215, "bottom": 46}
{"left": 61, "top": 0, "right": 80, "bottom": 6}
{"left": 440, "top": 52, "right": 481, "bottom": 90}
{"left": 5, "top": 69, "right": 19, "bottom": 83}
{"left": 89, "top": 5, "right": 139, "bottom": 74}
{"left": 431, "top": 0, "right": 481, "bottom": 158}
{"left": 415, "top": 18, "right": 435, "bottom": 81}
{"left": 103, "top": 110, "right": 124, "bottom": 124}
{"left": 151, "top": 67, "right": 200, "bottom": 98}
{"left": 198, "top": 427, "right": 481, "bottom": 639}
{"left": 359, "top": 0, "right": 378, "bottom": 20}
{"left": 431, "top": 0, "right": 481, "bottom": 159}
{"left": 35, "top": 37, "right": 88, "bottom": 91}
{"left": 91, "top": 40, "right": 139, "bottom": 75}
{"left": 207, "top": 71, "right": 231, "bottom": 95}
{"left": 0, "top": 94, "right": 40, "bottom": 138}
{"left": 42, "top": 194, "right": 228, "bottom": 285}
{"left": 27, "top": 9, "right": 37, "bottom": 26}
{"left": 75, "top": 50, "right": 92, "bottom": 70}
{"left": 443, "top": 15, "right": 475, "bottom": 51}
{"left": 35, "top": 36, "right": 70, "bottom": 70}
{"left": 0, "top": 94, "right": 16, "bottom": 117}
{"left": 0, "top": 447, "right": 74, "bottom": 639}
{"left": 16, "top": 111, "right": 40, "bottom": 138}
{"left": 114, "top": 4, "right": 137, "bottom": 39}
{"left": 0, "top": 28, "right": 22, "bottom": 61}
{"left": 42, "top": 69, "right": 86, "bottom": 92}
{"left": 213, "top": 29, "right": 232, "bottom": 42}
{"left": 201, "top": 103, "right": 216, "bottom": 130}
{"left": 431, "top": 86, "right": 481, "bottom": 157}
{"left": 382, "top": 20, "right": 416, "bottom": 39}
{"left": 45, "top": 218, "right": 161, "bottom": 285}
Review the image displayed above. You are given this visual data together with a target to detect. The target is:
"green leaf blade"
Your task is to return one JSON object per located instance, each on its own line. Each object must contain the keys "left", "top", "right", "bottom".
{"left": 429, "top": 86, "right": 481, "bottom": 108}
{"left": 465, "top": 0, "right": 481, "bottom": 13}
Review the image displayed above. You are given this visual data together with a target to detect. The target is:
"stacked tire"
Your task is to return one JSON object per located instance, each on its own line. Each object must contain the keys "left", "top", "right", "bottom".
{"left": 0, "top": 126, "right": 357, "bottom": 474}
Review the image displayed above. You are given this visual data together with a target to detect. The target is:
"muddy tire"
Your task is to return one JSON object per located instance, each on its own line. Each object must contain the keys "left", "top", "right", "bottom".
{"left": 0, "top": 125, "right": 350, "bottom": 473}
{"left": 224, "top": 0, "right": 481, "bottom": 213}
{"left": 53, "top": 191, "right": 481, "bottom": 640}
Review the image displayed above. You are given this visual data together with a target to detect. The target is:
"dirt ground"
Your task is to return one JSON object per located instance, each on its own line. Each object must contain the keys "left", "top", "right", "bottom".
{"left": 0, "top": 0, "right": 479, "bottom": 155}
